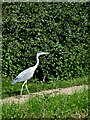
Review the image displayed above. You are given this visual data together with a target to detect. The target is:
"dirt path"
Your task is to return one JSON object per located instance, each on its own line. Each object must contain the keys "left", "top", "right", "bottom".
{"left": 2, "top": 85, "right": 88, "bottom": 104}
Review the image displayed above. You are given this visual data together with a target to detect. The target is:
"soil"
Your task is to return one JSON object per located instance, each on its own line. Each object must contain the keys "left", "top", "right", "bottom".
{"left": 1, "top": 85, "right": 88, "bottom": 104}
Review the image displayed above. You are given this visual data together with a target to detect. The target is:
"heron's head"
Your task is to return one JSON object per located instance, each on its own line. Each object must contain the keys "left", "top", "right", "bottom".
{"left": 37, "top": 52, "right": 49, "bottom": 57}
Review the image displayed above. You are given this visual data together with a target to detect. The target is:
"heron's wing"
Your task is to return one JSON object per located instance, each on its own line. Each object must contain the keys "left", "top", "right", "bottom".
{"left": 11, "top": 77, "right": 19, "bottom": 85}
{"left": 18, "top": 67, "right": 34, "bottom": 81}
{"left": 11, "top": 67, "right": 35, "bottom": 84}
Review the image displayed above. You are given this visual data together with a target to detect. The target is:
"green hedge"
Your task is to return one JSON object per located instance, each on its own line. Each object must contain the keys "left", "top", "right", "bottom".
{"left": 2, "top": 2, "right": 89, "bottom": 81}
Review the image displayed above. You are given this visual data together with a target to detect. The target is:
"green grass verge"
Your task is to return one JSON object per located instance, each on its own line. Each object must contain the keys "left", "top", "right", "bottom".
{"left": 2, "top": 75, "right": 88, "bottom": 99}
{"left": 2, "top": 88, "right": 88, "bottom": 119}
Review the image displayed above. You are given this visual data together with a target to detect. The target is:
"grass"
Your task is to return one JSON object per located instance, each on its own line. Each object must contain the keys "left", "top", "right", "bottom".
{"left": 2, "top": 75, "right": 88, "bottom": 99}
{"left": 2, "top": 88, "right": 88, "bottom": 119}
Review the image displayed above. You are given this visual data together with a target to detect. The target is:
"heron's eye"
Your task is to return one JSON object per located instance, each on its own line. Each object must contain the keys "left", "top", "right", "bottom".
{"left": 38, "top": 51, "right": 42, "bottom": 54}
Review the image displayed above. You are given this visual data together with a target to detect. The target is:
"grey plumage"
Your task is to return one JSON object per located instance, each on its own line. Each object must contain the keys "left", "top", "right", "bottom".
{"left": 11, "top": 52, "right": 49, "bottom": 95}
{"left": 11, "top": 67, "right": 35, "bottom": 84}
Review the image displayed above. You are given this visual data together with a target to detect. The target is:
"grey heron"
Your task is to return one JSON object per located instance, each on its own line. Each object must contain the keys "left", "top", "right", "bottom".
{"left": 11, "top": 52, "right": 49, "bottom": 95}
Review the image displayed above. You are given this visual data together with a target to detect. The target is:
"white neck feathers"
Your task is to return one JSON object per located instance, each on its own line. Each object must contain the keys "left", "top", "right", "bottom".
{"left": 34, "top": 54, "right": 39, "bottom": 69}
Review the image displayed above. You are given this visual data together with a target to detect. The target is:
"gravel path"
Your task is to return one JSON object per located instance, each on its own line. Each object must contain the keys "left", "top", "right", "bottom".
{"left": 1, "top": 85, "right": 88, "bottom": 104}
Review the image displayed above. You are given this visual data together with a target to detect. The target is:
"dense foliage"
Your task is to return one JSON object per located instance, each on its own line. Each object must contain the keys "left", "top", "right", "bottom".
{"left": 2, "top": 2, "right": 89, "bottom": 81}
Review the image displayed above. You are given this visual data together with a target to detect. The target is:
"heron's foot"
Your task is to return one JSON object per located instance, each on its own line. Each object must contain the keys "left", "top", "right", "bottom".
{"left": 20, "top": 94, "right": 23, "bottom": 97}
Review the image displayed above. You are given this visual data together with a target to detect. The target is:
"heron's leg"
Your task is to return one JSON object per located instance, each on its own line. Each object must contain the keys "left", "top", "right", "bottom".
{"left": 25, "top": 82, "right": 30, "bottom": 95}
{"left": 20, "top": 80, "right": 27, "bottom": 95}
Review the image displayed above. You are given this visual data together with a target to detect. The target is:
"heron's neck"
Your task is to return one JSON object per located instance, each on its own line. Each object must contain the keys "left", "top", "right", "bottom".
{"left": 34, "top": 55, "right": 39, "bottom": 69}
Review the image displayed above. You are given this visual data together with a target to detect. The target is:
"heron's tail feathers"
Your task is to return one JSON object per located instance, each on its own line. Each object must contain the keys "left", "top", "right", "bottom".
{"left": 11, "top": 77, "right": 18, "bottom": 85}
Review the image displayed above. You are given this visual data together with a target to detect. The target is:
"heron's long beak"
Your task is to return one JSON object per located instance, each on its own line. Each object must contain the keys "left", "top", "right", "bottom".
{"left": 45, "top": 52, "right": 49, "bottom": 54}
